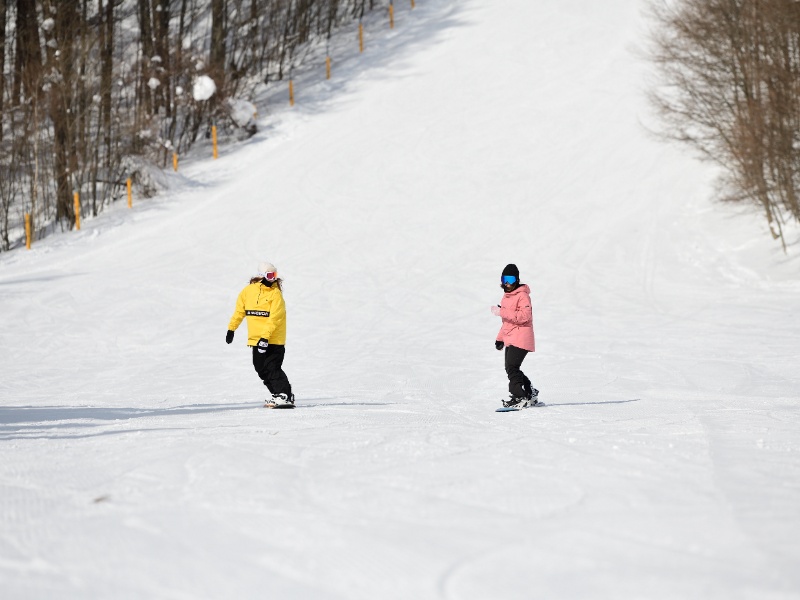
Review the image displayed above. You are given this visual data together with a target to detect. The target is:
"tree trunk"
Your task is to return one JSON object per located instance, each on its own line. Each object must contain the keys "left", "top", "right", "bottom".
{"left": 138, "top": 0, "right": 154, "bottom": 120}
{"left": 210, "top": 0, "right": 227, "bottom": 96}
{"left": 99, "top": 0, "right": 114, "bottom": 160}
{"left": 45, "top": 0, "right": 79, "bottom": 225}
{"left": 0, "top": 0, "right": 7, "bottom": 140}
{"left": 13, "top": 0, "right": 43, "bottom": 106}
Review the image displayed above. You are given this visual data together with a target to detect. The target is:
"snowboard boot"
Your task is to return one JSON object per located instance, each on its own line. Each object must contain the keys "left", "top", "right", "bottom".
{"left": 528, "top": 388, "right": 540, "bottom": 406}
{"left": 503, "top": 395, "right": 530, "bottom": 409}
{"left": 265, "top": 393, "right": 295, "bottom": 408}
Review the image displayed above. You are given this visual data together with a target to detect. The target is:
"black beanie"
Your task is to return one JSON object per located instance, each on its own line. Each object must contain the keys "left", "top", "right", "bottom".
{"left": 502, "top": 264, "right": 520, "bottom": 279}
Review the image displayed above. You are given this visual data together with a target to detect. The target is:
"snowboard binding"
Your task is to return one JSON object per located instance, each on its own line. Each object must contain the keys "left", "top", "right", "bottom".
{"left": 265, "top": 393, "right": 295, "bottom": 409}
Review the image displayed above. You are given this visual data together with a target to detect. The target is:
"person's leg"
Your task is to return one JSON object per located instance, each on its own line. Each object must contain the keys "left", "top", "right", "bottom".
{"left": 521, "top": 372, "right": 534, "bottom": 399}
{"left": 261, "top": 345, "right": 292, "bottom": 397}
{"left": 504, "top": 345, "right": 529, "bottom": 398}
{"left": 252, "top": 347, "right": 275, "bottom": 394}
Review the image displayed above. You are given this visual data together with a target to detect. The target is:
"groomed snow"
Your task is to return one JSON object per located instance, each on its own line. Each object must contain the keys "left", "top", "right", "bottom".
{"left": 1, "top": 1, "right": 799, "bottom": 598}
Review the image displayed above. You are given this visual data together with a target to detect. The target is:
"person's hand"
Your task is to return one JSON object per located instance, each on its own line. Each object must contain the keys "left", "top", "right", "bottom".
{"left": 495, "top": 340, "right": 504, "bottom": 351}
{"left": 226, "top": 330, "right": 235, "bottom": 344}
{"left": 491, "top": 305, "right": 501, "bottom": 316}
{"left": 257, "top": 338, "right": 269, "bottom": 353}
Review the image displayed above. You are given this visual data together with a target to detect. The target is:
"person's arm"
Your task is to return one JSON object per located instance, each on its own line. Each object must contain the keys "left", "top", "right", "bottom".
{"left": 500, "top": 294, "right": 532, "bottom": 325}
{"left": 228, "top": 289, "right": 246, "bottom": 331}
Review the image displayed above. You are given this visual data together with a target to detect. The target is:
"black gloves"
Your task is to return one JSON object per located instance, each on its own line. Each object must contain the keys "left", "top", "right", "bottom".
{"left": 495, "top": 340, "right": 504, "bottom": 351}
{"left": 226, "top": 330, "right": 235, "bottom": 344}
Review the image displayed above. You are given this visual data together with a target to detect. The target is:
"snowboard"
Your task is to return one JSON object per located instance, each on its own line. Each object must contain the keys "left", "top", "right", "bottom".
{"left": 264, "top": 403, "right": 295, "bottom": 409}
{"left": 496, "top": 400, "right": 543, "bottom": 412}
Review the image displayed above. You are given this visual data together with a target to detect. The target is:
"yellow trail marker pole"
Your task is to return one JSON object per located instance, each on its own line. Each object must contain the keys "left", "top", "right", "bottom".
{"left": 359, "top": 23, "right": 364, "bottom": 53}
{"left": 326, "top": 56, "right": 331, "bottom": 80}
{"left": 173, "top": 152, "right": 179, "bottom": 172}
{"left": 127, "top": 178, "right": 132, "bottom": 208}
{"left": 289, "top": 80, "right": 295, "bottom": 106}
{"left": 212, "top": 125, "right": 218, "bottom": 159}
{"left": 25, "top": 213, "right": 31, "bottom": 249}
{"left": 411, "top": 0, "right": 415, "bottom": 8}
{"left": 389, "top": 4, "right": 394, "bottom": 28}
{"left": 73, "top": 192, "right": 81, "bottom": 230}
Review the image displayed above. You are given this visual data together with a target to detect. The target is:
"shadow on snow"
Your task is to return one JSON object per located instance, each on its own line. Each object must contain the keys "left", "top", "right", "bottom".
{"left": 0, "top": 399, "right": 398, "bottom": 440}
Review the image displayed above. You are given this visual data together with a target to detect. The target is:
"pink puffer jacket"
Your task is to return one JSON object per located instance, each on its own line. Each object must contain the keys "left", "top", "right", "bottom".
{"left": 496, "top": 284, "right": 535, "bottom": 352}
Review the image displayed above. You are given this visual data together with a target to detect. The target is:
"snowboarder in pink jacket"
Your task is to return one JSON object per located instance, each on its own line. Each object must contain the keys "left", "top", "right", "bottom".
{"left": 491, "top": 264, "right": 539, "bottom": 408}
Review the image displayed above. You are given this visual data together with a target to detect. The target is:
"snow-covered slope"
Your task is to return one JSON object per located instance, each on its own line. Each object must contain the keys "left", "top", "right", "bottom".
{"left": 1, "top": 1, "right": 799, "bottom": 598}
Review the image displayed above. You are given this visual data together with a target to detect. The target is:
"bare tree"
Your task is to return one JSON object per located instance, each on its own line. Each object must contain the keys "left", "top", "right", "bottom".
{"left": 1, "top": 0, "right": 394, "bottom": 250}
{"left": 210, "top": 0, "right": 227, "bottom": 91}
{"left": 12, "top": 0, "right": 42, "bottom": 106}
{"left": 43, "top": 0, "right": 81, "bottom": 225}
{"left": 0, "top": 0, "right": 7, "bottom": 141}
{"left": 648, "top": 0, "right": 800, "bottom": 249}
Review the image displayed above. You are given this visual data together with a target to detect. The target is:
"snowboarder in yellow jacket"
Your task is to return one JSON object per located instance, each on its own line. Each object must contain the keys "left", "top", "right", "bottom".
{"left": 226, "top": 262, "right": 293, "bottom": 407}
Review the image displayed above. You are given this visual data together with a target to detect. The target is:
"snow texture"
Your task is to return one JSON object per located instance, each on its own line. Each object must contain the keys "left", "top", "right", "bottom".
{"left": 1, "top": 1, "right": 799, "bottom": 598}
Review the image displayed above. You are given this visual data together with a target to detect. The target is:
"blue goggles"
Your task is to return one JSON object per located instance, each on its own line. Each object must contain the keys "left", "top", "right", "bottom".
{"left": 501, "top": 275, "right": 517, "bottom": 285}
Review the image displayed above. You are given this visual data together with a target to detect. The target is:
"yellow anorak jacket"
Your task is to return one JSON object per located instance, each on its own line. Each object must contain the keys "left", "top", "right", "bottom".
{"left": 228, "top": 281, "right": 287, "bottom": 346}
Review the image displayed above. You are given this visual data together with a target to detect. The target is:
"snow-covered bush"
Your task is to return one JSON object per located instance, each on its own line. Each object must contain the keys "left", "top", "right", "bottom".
{"left": 226, "top": 99, "right": 258, "bottom": 139}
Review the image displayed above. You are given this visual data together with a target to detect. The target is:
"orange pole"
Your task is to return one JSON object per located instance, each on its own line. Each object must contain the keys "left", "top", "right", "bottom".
{"left": 411, "top": 0, "right": 415, "bottom": 8}
{"left": 289, "top": 80, "right": 295, "bottom": 106}
{"left": 326, "top": 56, "right": 331, "bottom": 80}
{"left": 25, "top": 213, "right": 31, "bottom": 249}
{"left": 173, "top": 152, "right": 179, "bottom": 172}
{"left": 389, "top": 4, "right": 394, "bottom": 28}
{"left": 212, "top": 125, "right": 218, "bottom": 159}
{"left": 127, "top": 178, "right": 132, "bottom": 208}
{"left": 359, "top": 23, "right": 364, "bottom": 53}
{"left": 73, "top": 192, "right": 81, "bottom": 231}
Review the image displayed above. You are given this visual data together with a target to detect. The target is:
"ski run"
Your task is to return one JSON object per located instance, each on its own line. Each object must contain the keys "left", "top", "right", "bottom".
{"left": 1, "top": 0, "right": 799, "bottom": 598}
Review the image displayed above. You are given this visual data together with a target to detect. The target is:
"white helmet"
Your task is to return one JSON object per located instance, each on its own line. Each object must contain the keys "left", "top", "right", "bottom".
{"left": 257, "top": 261, "right": 278, "bottom": 281}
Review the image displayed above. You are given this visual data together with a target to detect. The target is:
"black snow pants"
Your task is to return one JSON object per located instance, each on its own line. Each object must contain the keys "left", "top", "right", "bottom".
{"left": 252, "top": 344, "right": 292, "bottom": 396}
{"left": 505, "top": 345, "right": 533, "bottom": 399}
